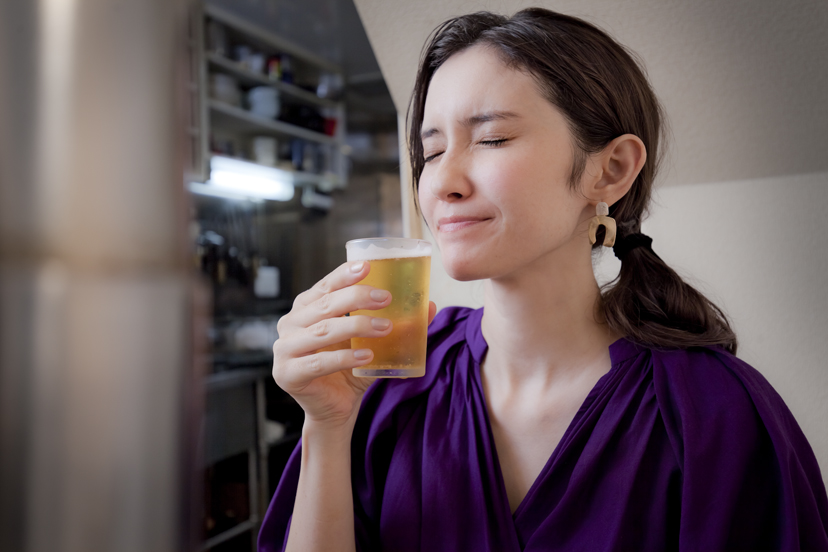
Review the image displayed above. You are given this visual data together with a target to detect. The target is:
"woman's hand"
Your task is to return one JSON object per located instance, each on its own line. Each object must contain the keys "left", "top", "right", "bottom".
{"left": 272, "top": 260, "right": 437, "bottom": 430}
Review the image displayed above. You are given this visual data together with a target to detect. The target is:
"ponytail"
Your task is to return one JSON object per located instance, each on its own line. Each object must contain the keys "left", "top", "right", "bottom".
{"left": 598, "top": 236, "right": 738, "bottom": 354}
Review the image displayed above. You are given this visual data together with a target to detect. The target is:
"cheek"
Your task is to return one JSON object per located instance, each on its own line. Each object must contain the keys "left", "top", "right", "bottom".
{"left": 417, "top": 184, "right": 436, "bottom": 227}
{"left": 471, "top": 154, "right": 554, "bottom": 212}
{"left": 475, "top": 156, "right": 579, "bottom": 232}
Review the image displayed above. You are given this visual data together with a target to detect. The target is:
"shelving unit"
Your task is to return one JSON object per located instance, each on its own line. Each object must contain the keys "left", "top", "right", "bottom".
{"left": 201, "top": 360, "right": 305, "bottom": 551}
{"left": 191, "top": 5, "right": 344, "bottom": 550}
{"left": 192, "top": 3, "right": 348, "bottom": 195}
{"left": 186, "top": 4, "right": 404, "bottom": 550}
{"left": 202, "top": 368, "right": 275, "bottom": 551}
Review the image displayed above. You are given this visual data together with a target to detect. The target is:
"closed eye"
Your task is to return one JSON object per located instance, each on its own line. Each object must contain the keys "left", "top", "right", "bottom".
{"left": 480, "top": 138, "right": 507, "bottom": 147}
{"left": 424, "top": 138, "right": 506, "bottom": 163}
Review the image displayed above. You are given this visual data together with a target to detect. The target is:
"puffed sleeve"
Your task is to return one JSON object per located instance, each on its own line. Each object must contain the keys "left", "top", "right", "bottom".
{"left": 652, "top": 347, "right": 828, "bottom": 550}
{"left": 257, "top": 440, "right": 300, "bottom": 552}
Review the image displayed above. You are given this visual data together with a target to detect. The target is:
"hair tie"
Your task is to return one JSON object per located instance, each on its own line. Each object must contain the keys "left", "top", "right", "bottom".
{"left": 613, "top": 233, "right": 653, "bottom": 261}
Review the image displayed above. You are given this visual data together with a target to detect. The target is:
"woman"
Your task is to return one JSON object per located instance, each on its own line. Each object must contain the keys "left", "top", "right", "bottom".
{"left": 259, "top": 9, "right": 828, "bottom": 552}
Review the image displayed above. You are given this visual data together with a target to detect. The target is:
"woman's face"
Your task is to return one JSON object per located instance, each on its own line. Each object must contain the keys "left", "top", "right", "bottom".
{"left": 418, "top": 45, "right": 593, "bottom": 282}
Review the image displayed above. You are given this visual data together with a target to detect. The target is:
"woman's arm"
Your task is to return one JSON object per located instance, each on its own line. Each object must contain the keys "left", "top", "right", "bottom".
{"left": 266, "top": 258, "right": 440, "bottom": 551}
{"left": 286, "top": 417, "right": 359, "bottom": 552}
{"left": 269, "top": 261, "right": 391, "bottom": 551}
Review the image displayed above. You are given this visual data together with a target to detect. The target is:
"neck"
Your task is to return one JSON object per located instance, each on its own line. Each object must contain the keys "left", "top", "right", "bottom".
{"left": 480, "top": 238, "right": 620, "bottom": 387}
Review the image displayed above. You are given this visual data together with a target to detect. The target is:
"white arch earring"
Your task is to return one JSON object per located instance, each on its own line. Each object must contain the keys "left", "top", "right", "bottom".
{"left": 588, "top": 201, "right": 617, "bottom": 247}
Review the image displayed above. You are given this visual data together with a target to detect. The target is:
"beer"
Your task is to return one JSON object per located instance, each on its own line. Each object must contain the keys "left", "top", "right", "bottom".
{"left": 346, "top": 238, "right": 432, "bottom": 378}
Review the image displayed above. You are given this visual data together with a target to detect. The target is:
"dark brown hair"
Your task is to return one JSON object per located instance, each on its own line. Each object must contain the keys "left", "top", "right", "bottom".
{"left": 407, "top": 8, "right": 738, "bottom": 353}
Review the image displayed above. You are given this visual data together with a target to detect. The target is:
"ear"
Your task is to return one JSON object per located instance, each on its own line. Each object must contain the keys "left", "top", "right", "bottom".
{"left": 584, "top": 134, "right": 647, "bottom": 207}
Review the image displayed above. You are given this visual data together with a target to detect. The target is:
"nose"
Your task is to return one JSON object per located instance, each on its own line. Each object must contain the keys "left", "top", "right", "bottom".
{"left": 424, "top": 149, "right": 473, "bottom": 203}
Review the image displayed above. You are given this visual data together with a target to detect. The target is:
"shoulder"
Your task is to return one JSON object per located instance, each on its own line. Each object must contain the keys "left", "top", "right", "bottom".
{"left": 647, "top": 344, "right": 810, "bottom": 469}
{"left": 650, "top": 345, "right": 755, "bottom": 402}
{"left": 650, "top": 345, "right": 771, "bottom": 429}
{"left": 649, "top": 344, "right": 782, "bottom": 421}
{"left": 643, "top": 345, "right": 828, "bottom": 547}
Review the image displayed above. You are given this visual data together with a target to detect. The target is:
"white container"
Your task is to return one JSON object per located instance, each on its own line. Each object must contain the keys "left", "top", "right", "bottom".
{"left": 252, "top": 136, "right": 278, "bottom": 166}
{"left": 247, "top": 86, "right": 280, "bottom": 119}
{"left": 210, "top": 74, "right": 241, "bottom": 106}
{"left": 254, "top": 266, "right": 280, "bottom": 298}
{"left": 246, "top": 52, "right": 265, "bottom": 74}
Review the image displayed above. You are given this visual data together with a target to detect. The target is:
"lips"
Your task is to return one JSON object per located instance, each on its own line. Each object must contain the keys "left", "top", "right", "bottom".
{"left": 437, "top": 215, "right": 490, "bottom": 233}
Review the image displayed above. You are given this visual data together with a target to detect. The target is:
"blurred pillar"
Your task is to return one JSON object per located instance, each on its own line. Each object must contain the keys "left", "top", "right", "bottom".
{"left": 397, "top": 112, "right": 422, "bottom": 239}
{"left": 0, "top": 1, "right": 194, "bottom": 551}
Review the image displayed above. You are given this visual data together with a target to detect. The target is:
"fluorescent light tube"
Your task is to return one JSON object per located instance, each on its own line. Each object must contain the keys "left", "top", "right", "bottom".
{"left": 188, "top": 181, "right": 263, "bottom": 202}
{"left": 206, "top": 155, "right": 295, "bottom": 201}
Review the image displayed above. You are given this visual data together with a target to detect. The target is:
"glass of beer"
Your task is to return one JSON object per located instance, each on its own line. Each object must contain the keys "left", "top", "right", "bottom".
{"left": 346, "top": 238, "right": 432, "bottom": 378}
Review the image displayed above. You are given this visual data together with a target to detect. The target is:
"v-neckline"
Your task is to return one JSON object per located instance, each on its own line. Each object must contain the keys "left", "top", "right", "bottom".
{"left": 465, "top": 308, "right": 635, "bottom": 527}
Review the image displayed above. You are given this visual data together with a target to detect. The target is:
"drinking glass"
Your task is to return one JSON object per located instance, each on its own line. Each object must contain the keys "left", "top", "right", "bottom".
{"left": 346, "top": 238, "right": 432, "bottom": 378}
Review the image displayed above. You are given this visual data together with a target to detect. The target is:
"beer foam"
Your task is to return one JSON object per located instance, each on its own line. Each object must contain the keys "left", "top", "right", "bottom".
{"left": 347, "top": 241, "right": 431, "bottom": 261}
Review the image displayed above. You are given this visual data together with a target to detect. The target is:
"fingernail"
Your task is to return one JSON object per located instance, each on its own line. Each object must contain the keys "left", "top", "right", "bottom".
{"left": 350, "top": 261, "right": 365, "bottom": 273}
{"left": 370, "top": 289, "right": 390, "bottom": 302}
{"left": 371, "top": 318, "right": 391, "bottom": 330}
{"left": 354, "top": 349, "right": 372, "bottom": 360}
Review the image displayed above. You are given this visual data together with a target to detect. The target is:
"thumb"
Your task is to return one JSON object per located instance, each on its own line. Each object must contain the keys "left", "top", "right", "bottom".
{"left": 427, "top": 301, "right": 437, "bottom": 326}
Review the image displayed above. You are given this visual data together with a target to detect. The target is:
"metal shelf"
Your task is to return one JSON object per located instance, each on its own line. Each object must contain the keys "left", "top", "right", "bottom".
{"left": 209, "top": 99, "right": 337, "bottom": 145}
{"left": 197, "top": 2, "right": 349, "bottom": 189}
{"left": 206, "top": 53, "right": 338, "bottom": 109}
{"left": 204, "top": 4, "right": 342, "bottom": 75}
{"left": 202, "top": 368, "right": 273, "bottom": 551}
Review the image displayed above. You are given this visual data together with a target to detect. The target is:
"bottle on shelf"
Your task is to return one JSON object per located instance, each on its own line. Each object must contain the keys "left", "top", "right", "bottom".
{"left": 267, "top": 55, "right": 282, "bottom": 81}
{"left": 280, "top": 54, "right": 293, "bottom": 84}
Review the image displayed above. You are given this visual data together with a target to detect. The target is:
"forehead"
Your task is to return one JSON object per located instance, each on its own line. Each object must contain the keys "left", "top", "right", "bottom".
{"left": 423, "top": 45, "right": 548, "bottom": 125}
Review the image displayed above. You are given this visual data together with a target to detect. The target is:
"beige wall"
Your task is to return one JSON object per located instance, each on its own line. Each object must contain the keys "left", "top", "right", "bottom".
{"left": 358, "top": 0, "right": 828, "bottom": 186}
{"left": 360, "top": 0, "right": 828, "bottom": 483}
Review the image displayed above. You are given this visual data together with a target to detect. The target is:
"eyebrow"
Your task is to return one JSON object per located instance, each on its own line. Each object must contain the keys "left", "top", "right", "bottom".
{"left": 420, "top": 110, "right": 520, "bottom": 141}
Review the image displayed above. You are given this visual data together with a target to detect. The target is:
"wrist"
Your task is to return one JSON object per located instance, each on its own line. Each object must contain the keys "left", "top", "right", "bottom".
{"left": 302, "top": 413, "right": 358, "bottom": 445}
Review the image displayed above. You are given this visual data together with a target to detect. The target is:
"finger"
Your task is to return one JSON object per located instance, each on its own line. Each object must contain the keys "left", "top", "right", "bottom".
{"left": 275, "top": 314, "right": 392, "bottom": 359}
{"left": 427, "top": 301, "right": 437, "bottom": 326}
{"left": 274, "top": 347, "right": 375, "bottom": 392}
{"left": 288, "top": 284, "right": 391, "bottom": 330}
{"left": 293, "top": 260, "right": 371, "bottom": 308}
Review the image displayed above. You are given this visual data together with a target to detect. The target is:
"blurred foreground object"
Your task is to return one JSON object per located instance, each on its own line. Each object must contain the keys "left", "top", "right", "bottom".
{"left": 0, "top": 1, "right": 197, "bottom": 551}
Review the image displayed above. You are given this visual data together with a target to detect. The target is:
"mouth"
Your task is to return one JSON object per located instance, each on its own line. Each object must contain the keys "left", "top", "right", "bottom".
{"left": 437, "top": 216, "right": 491, "bottom": 233}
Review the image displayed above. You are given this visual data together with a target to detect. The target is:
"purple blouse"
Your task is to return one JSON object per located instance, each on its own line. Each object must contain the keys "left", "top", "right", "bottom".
{"left": 259, "top": 306, "right": 828, "bottom": 551}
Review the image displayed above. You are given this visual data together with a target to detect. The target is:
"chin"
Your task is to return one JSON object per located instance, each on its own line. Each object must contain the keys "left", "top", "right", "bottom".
{"left": 439, "top": 251, "right": 492, "bottom": 282}
{"left": 445, "top": 267, "right": 484, "bottom": 282}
